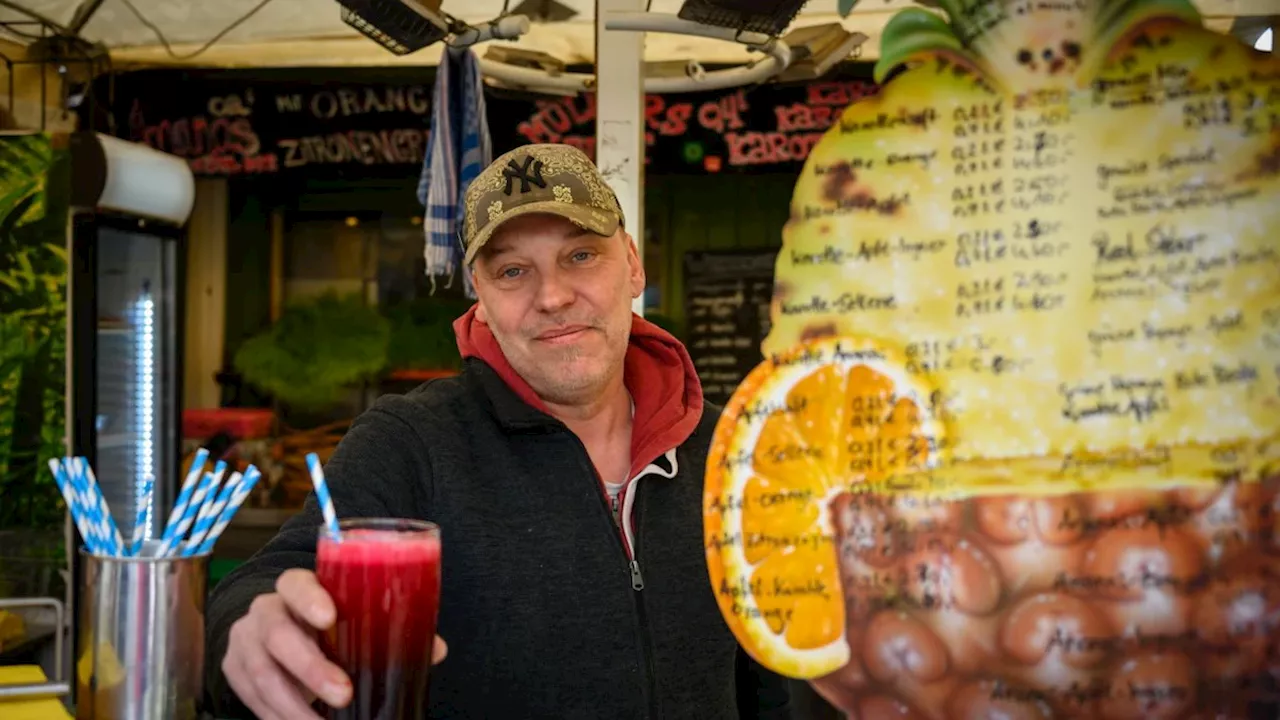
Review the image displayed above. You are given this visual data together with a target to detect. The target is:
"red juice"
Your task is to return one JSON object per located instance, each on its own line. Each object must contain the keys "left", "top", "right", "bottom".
{"left": 316, "top": 519, "right": 441, "bottom": 720}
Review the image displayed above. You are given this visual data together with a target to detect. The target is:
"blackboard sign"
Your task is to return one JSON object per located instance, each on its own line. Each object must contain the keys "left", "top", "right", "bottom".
{"left": 683, "top": 249, "right": 778, "bottom": 407}
{"left": 95, "top": 66, "right": 877, "bottom": 178}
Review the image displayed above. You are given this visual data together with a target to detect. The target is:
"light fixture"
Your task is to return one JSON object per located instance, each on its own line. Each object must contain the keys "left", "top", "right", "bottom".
{"left": 337, "top": 0, "right": 450, "bottom": 56}
{"left": 70, "top": 133, "right": 196, "bottom": 226}
{"left": 677, "top": 0, "right": 809, "bottom": 37}
{"left": 509, "top": 0, "right": 579, "bottom": 23}
{"left": 134, "top": 287, "right": 156, "bottom": 541}
{"left": 346, "top": 216, "right": 360, "bottom": 227}
{"left": 1258, "top": 28, "right": 1273, "bottom": 53}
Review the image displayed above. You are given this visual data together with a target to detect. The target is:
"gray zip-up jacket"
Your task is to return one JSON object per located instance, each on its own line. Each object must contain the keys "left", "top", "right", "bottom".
{"left": 205, "top": 358, "right": 792, "bottom": 719}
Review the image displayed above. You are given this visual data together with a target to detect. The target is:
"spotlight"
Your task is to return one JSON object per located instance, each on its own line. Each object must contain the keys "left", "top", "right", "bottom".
{"left": 338, "top": 0, "right": 450, "bottom": 56}
{"left": 677, "top": 0, "right": 810, "bottom": 37}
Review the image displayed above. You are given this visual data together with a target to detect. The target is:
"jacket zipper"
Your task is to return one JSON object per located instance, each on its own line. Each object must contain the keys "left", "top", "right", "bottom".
{"left": 569, "top": 436, "right": 660, "bottom": 718}
{"left": 628, "top": 490, "right": 661, "bottom": 720}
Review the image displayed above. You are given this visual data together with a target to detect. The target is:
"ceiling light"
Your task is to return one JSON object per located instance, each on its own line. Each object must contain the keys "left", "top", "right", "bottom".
{"left": 509, "top": 0, "right": 579, "bottom": 23}
{"left": 338, "top": 0, "right": 450, "bottom": 56}
{"left": 677, "top": 0, "right": 810, "bottom": 37}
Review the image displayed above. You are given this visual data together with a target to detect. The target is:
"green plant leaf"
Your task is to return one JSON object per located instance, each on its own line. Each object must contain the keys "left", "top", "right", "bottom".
{"left": 874, "top": 8, "right": 967, "bottom": 83}
{"left": 384, "top": 297, "right": 469, "bottom": 372}
{"left": 233, "top": 292, "right": 390, "bottom": 411}
{"left": 837, "top": 0, "right": 859, "bottom": 18}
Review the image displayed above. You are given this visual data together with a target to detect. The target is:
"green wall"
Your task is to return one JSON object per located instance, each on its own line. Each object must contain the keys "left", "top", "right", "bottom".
{"left": 645, "top": 173, "right": 795, "bottom": 338}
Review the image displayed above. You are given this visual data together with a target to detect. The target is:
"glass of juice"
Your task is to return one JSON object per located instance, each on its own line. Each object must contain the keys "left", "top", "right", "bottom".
{"left": 316, "top": 518, "right": 442, "bottom": 720}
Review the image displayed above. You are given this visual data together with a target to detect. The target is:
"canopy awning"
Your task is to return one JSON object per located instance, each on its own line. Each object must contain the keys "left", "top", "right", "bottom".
{"left": 0, "top": 0, "right": 1261, "bottom": 68}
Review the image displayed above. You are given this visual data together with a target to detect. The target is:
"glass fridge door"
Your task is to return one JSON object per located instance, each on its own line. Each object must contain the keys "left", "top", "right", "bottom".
{"left": 92, "top": 224, "right": 178, "bottom": 544}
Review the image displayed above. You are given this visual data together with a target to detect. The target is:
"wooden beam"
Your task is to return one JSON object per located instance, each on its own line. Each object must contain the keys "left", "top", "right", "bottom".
{"left": 184, "top": 178, "right": 228, "bottom": 410}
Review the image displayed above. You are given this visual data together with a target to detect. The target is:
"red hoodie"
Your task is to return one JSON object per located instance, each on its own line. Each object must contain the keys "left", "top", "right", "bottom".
{"left": 453, "top": 305, "right": 704, "bottom": 480}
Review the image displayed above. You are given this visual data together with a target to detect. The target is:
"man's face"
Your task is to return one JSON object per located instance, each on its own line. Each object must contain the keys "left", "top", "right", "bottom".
{"left": 472, "top": 213, "right": 644, "bottom": 405}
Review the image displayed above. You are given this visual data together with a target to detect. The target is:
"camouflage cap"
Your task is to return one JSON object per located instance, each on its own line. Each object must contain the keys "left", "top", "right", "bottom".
{"left": 462, "top": 144, "right": 625, "bottom": 265}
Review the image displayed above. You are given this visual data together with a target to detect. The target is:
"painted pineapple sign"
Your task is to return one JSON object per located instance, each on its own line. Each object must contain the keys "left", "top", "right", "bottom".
{"left": 704, "top": 0, "right": 1280, "bottom": 716}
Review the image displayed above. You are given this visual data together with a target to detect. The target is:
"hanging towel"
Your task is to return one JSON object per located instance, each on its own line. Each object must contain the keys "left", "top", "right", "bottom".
{"left": 418, "top": 47, "right": 491, "bottom": 297}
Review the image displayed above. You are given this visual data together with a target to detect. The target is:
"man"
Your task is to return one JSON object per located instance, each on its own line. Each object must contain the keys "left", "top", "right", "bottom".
{"left": 206, "top": 144, "right": 791, "bottom": 719}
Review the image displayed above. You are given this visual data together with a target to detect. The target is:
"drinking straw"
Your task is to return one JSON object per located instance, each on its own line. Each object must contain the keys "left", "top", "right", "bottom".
{"left": 156, "top": 448, "right": 210, "bottom": 556}
{"left": 77, "top": 458, "right": 125, "bottom": 557}
{"left": 129, "top": 476, "right": 154, "bottom": 556}
{"left": 158, "top": 461, "right": 224, "bottom": 557}
{"left": 195, "top": 465, "right": 261, "bottom": 556}
{"left": 63, "top": 457, "right": 98, "bottom": 548}
{"left": 48, "top": 458, "right": 101, "bottom": 555}
{"left": 181, "top": 469, "right": 241, "bottom": 557}
{"left": 66, "top": 457, "right": 120, "bottom": 557}
{"left": 306, "top": 453, "right": 341, "bottom": 541}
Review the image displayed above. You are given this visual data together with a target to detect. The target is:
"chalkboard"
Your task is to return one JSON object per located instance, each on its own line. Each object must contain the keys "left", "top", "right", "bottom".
{"left": 683, "top": 249, "right": 778, "bottom": 407}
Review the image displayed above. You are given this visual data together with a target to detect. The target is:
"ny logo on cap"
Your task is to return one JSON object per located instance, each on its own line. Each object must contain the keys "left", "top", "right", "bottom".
{"left": 502, "top": 156, "right": 548, "bottom": 195}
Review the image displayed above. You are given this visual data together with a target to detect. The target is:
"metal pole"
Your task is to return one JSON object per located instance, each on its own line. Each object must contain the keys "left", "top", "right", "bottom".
{"left": 595, "top": 0, "right": 647, "bottom": 317}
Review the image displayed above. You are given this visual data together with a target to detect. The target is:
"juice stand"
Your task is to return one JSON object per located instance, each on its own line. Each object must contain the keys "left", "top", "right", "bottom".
{"left": 0, "top": 0, "right": 1275, "bottom": 718}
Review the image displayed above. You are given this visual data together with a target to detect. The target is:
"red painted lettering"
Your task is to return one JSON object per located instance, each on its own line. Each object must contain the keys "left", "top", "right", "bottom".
{"left": 645, "top": 95, "right": 666, "bottom": 132}
{"left": 725, "top": 131, "right": 824, "bottom": 166}
{"left": 774, "top": 103, "right": 838, "bottom": 133}
{"left": 658, "top": 103, "right": 693, "bottom": 136}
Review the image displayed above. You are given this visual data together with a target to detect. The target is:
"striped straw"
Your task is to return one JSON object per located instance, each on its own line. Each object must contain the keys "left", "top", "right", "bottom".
{"left": 158, "top": 461, "right": 224, "bottom": 557}
{"left": 181, "top": 468, "right": 239, "bottom": 557}
{"left": 156, "top": 448, "right": 210, "bottom": 557}
{"left": 129, "top": 476, "right": 154, "bottom": 556}
{"left": 195, "top": 465, "right": 261, "bottom": 556}
{"left": 67, "top": 458, "right": 107, "bottom": 553}
{"left": 77, "top": 457, "right": 125, "bottom": 556}
{"left": 49, "top": 459, "right": 101, "bottom": 554}
{"left": 306, "top": 453, "right": 341, "bottom": 541}
{"left": 66, "top": 457, "right": 115, "bottom": 556}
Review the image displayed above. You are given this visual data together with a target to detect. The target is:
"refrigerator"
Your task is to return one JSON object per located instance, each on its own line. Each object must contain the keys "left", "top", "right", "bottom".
{"left": 69, "top": 212, "right": 184, "bottom": 552}
{"left": 64, "top": 132, "right": 195, "bottom": 710}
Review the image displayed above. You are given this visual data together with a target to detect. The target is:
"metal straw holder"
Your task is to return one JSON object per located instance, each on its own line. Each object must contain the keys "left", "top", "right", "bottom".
{"left": 76, "top": 543, "right": 207, "bottom": 720}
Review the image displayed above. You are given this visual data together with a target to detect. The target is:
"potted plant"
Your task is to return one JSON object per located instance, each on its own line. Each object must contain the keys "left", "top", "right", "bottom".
{"left": 233, "top": 291, "right": 390, "bottom": 414}
{"left": 383, "top": 297, "right": 470, "bottom": 381}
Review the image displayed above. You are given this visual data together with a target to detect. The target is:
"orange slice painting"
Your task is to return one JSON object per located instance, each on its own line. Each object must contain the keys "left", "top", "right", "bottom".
{"left": 704, "top": 337, "right": 945, "bottom": 678}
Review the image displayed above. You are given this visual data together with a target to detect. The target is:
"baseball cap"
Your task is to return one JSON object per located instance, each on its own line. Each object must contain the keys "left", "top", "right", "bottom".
{"left": 461, "top": 144, "right": 625, "bottom": 265}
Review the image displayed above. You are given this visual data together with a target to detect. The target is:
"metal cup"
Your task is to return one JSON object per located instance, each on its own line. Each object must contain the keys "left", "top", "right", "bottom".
{"left": 75, "top": 541, "right": 207, "bottom": 720}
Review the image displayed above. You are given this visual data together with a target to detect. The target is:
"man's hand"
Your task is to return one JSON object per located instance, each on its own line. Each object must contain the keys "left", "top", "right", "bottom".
{"left": 222, "top": 568, "right": 448, "bottom": 720}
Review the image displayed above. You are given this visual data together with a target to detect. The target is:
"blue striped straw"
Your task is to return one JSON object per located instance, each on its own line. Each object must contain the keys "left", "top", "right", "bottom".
{"left": 49, "top": 459, "right": 100, "bottom": 554}
{"left": 65, "top": 458, "right": 105, "bottom": 553}
{"left": 306, "top": 453, "right": 341, "bottom": 541}
{"left": 77, "top": 457, "right": 125, "bottom": 556}
{"left": 66, "top": 457, "right": 109, "bottom": 556}
{"left": 129, "top": 476, "right": 154, "bottom": 556}
{"left": 195, "top": 465, "right": 261, "bottom": 556}
{"left": 158, "top": 461, "right": 223, "bottom": 557}
{"left": 156, "top": 448, "right": 210, "bottom": 557}
{"left": 180, "top": 467, "right": 237, "bottom": 557}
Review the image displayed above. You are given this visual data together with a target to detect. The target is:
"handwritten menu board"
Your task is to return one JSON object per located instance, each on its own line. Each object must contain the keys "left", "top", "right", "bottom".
{"left": 683, "top": 250, "right": 777, "bottom": 407}
{"left": 703, "top": 3, "right": 1280, "bottom": 718}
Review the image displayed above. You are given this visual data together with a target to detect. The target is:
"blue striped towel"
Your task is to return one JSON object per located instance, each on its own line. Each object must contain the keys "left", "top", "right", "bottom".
{"left": 419, "top": 47, "right": 490, "bottom": 298}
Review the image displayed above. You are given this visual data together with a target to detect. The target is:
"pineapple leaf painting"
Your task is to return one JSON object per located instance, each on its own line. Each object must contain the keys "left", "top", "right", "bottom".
{"left": 704, "top": 1, "right": 1280, "bottom": 716}
{"left": 0, "top": 134, "right": 69, "bottom": 531}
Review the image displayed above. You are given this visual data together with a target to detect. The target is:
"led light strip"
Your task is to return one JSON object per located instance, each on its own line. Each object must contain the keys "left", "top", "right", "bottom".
{"left": 134, "top": 289, "right": 155, "bottom": 540}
